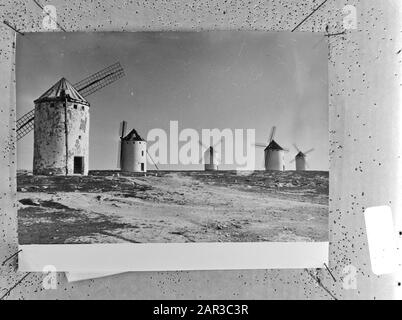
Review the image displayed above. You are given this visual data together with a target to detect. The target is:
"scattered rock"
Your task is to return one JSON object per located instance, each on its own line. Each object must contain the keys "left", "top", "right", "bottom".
{"left": 19, "top": 198, "right": 40, "bottom": 206}
{"left": 40, "top": 200, "right": 70, "bottom": 210}
{"left": 231, "top": 222, "right": 242, "bottom": 229}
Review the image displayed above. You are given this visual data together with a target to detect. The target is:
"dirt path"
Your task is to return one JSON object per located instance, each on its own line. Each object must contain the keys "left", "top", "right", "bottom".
{"left": 17, "top": 171, "right": 328, "bottom": 244}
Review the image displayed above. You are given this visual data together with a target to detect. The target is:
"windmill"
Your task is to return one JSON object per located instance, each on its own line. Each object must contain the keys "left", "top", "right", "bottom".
{"left": 254, "top": 126, "right": 288, "bottom": 171}
{"left": 16, "top": 62, "right": 125, "bottom": 141}
{"left": 20, "top": 62, "right": 125, "bottom": 176}
{"left": 117, "top": 121, "right": 160, "bottom": 173}
{"left": 117, "top": 121, "right": 147, "bottom": 173}
{"left": 198, "top": 139, "right": 222, "bottom": 171}
{"left": 290, "top": 144, "right": 315, "bottom": 171}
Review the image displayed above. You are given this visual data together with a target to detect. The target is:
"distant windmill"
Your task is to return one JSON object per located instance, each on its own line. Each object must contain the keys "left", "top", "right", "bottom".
{"left": 117, "top": 121, "right": 159, "bottom": 173}
{"left": 254, "top": 126, "right": 288, "bottom": 171}
{"left": 117, "top": 121, "right": 147, "bottom": 173}
{"left": 198, "top": 139, "right": 222, "bottom": 171}
{"left": 17, "top": 62, "right": 125, "bottom": 176}
{"left": 290, "top": 144, "right": 315, "bottom": 171}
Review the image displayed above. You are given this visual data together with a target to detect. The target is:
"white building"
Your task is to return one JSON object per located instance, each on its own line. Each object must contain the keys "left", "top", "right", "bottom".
{"left": 295, "top": 151, "right": 307, "bottom": 171}
{"left": 33, "top": 78, "right": 90, "bottom": 175}
{"left": 204, "top": 146, "right": 218, "bottom": 171}
{"left": 120, "top": 128, "right": 147, "bottom": 173}
{"left": 264, "top": 140, "right": 285, "bottom": 171}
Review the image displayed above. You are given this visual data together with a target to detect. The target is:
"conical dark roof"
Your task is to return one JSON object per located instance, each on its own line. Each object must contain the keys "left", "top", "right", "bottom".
{"left": 264, "top": 139, "right": 284, "bottom": 151}
{"left": 121, "top": 128, "right": 145, "bottom": 142}
{"left": 295, "top": 151, "right": 305, "bottom": 158}
{"left": 34, "top": 78, "right": 90, "bottom": 105}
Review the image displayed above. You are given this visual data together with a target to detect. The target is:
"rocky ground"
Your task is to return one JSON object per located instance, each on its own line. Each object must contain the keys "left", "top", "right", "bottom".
{"left": 17, "top": 170, "right": 329, "bottom": 244}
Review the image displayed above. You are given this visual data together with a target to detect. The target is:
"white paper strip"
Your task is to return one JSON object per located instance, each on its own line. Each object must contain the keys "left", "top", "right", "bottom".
{"left": 19, "top": 242, "right": 328, "bottom": 272}
{"left": 364, "top": 206, "right": 398, "bottom": 275}
{"left": 65, "top": 272, "right": 123, "bottom": 282}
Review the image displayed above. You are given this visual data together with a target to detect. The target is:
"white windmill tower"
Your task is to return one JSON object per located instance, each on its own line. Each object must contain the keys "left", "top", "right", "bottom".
{"left": 290, "top": 144, "right": 315, "bottom": 171}
{"left": 255, "top": 126, "right": 288, "bottom": 171}
{"left": 32, "top": 78, "right": 90, "bottom": 176}
{"left": 117, "top": 121, "right": 147, "bottom": 173}
{"left": 198, "top": 139, "right": 222, "bottom": 171}
{"left": 18, "top": 62, "right": 125, "bottom": 176}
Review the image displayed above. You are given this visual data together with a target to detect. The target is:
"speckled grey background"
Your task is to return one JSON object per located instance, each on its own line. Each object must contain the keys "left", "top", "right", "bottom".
{"left": 1, "top": 0, "right": 401, "bottom": 299}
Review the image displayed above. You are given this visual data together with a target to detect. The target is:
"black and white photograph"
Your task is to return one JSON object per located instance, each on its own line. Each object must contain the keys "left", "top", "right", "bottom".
{"left": 1, "top": 0, "right": 400, "bottom": 303}
{"left": 16, "top": 31, "right": 329, "bottom": 245}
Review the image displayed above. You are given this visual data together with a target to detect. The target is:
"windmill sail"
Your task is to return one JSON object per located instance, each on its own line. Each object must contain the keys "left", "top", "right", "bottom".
{"left": 147, "top": 150, "right": 159, "bottom": 170}
{"left": 293, "top": 143, "right": 301, "bottom": 153}
{"left": 269, "top": 126, "right": 276, "bottom": 142}
{"left": 117, "top": 120, "right": 127, "bottom": 169}
{"left": 73, "top": 62, "right": 125, "bottom": 97}
{"left": 16, "top": 62, "right": 125, "bottom": 141}
{"left": 16, "top": 109, "right": 35, "bottom": 141}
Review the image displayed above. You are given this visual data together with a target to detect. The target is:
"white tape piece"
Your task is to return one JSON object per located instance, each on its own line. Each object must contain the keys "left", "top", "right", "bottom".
{"left": 42, "top": 5, "right": 57, "bottom": 30}
{"left": 364, "top": 206, "right": 398, "bottom": 275}
{"left": 342, "top": 5, "right": 357, "bottom": 30}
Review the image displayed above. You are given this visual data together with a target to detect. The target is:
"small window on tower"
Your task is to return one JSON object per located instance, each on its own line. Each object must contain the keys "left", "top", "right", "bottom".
{"left": 50, "top": 103, "right": 55, "bottom": 108}
{"left": 74, "top": 105, "right": 77, "bottom": 109}
{"left": 78, "top": 135, "right": 81, "bottom": 140}
{"left": 142, "top": 151, "right": 144, "bottom": 156}
{"left": 81, "top": 106, "right": 85, "bottom": 111}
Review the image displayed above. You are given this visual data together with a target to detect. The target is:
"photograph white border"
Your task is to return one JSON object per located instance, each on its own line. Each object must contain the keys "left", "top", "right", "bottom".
{"left": 19, "top": 242, "right": 328, "bottom": 272}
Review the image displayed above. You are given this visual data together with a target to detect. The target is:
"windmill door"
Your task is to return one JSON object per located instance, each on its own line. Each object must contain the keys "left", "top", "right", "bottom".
{"left": 74, "top": 156, "right": 84, "bottom": 174}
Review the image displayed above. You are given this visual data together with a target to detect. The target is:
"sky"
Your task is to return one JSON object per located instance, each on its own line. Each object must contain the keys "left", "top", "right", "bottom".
{"left": 16, "top": 31, "right": 328, "bottom": 171}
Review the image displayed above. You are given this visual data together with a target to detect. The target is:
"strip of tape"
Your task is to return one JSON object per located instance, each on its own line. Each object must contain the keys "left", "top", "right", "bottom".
{"left": 364, "top": 206, "right": 398, "bottom": 275}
